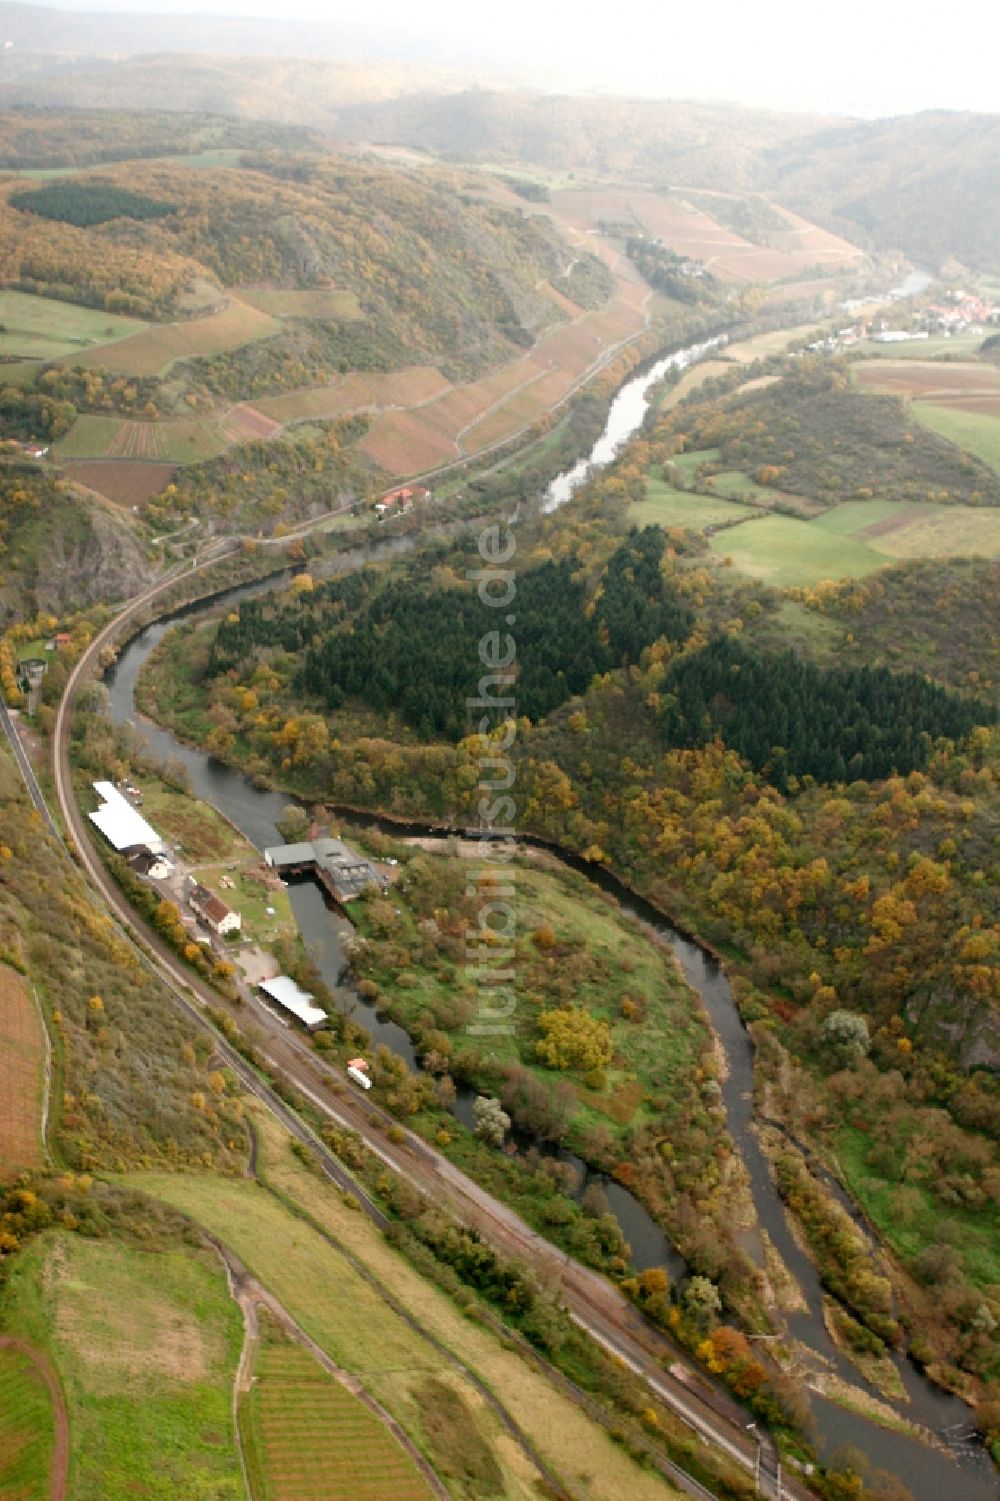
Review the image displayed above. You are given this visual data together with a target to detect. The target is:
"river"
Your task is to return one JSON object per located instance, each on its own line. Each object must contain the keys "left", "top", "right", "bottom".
{"left": 103, "top": 332, "right": 996, "bottom": 1501}
{"left": 542, "top": 335, "right": 728, "bottom": 511}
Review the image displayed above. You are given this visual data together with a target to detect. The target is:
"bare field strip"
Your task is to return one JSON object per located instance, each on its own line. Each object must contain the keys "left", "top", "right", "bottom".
{"left": 254, "top": 367, "right": 447, "bottom": 425}
{"left": 73, "top": 299, "right": 282, "bottom": 377}
{"left": 657, "top": 360, "right": 732, "bottom": 412}
{"left": 0, "top": 965, "right": 44, "bottom": 1170}
{"left": 359, "top": 409, "right": 459, "bottom": 474}
{"left": 865, "top": 504, "right": 1000, "bottom": 559}
{"left": 105, "top": 421, "right": 166, "bottom": 459}
{"left": 539, "top": 280, "right": 582, "bottom": 316}
{"left": 236, "top": 287, "right": 363, "bottom": 320}
{"left": 66, "top": 460, "right": 176, "bottom": 506}
{"left": 853, "top": 360, "right": 1000, "bottom": 399}
{"left": 221, "top": 404, "right": 283, "bottom": 443}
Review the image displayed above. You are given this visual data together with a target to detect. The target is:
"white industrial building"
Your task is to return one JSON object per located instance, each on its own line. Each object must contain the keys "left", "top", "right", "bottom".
{"left": 258, "top": 975, "right": 328, "bottom": 1031}
{"left": 89, "top": 782, "right": 166, "bottom": 854}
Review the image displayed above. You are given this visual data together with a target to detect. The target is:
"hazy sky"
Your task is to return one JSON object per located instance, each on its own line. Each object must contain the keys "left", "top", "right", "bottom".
{"left": 36, "top": 0, "right": 1000, "bottom": 116}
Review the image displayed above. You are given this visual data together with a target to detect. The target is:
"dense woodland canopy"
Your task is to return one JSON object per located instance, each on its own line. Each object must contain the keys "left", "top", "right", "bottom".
{"left": 211, "top": 527, "right": 694, "bottom": 739}
{"left": 625, "top": 238, "right": 721, "bottom": 306}
{"left": 661, "top": 638, "right": 993, "bottom": 787}
{"left": 9, "top": 182, "right": 175, "bottom": 227}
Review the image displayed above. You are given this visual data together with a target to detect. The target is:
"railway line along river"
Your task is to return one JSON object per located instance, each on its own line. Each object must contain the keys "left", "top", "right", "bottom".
{"left": 103, "top": 330, "right": 997, "bottom": 1501}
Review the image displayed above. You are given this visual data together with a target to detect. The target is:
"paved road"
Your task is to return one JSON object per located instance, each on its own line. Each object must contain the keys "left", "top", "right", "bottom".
{"left": 41, "top": 563, "right": 805, "bottom": 1501}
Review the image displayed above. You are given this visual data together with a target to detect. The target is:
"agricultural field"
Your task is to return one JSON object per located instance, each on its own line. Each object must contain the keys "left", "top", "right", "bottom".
{"left": 656, "top": 358, "right": 730, "bottom": 411}
{"left": 360, "top": 407, "right": 459, "bottom": 474}
{"left": 55, "top": 415, "right": 230, "bottom": 464}
{"left": 708, "top": 513, "right": 886, "bottom": 586}
{"left": 65, "top": 459, "right": 176, "bottom": 506}
{"left": 813, "top": 498, "right": 1000, "bottom": 559}
{"left": 130, "top": 1111, "right": 686, "bottom": 1501}
{"left": 912, "top": 403, "right": 1000, "bottom": 475}
{"left": 0, "top": 964, "right": 45, "bottom": 1170}
{"left": 708, "top": 499, "right": 1000, "bottom": 586}
{"left": 240, "top": 1321, "right": 436, "bottom": 1501}
{"left": 75, "top": 298, "right": 282, "bottom": 376}
{"left": 721, "top": 323, "right": 828, "bottom": 362}
{"left": 547, "top": 188, "right": 860, "bottom": 282}
{"left": 220, "top": 403, "right": 283, "bottom": 444}
{"left": 52, "top": 415, "right": 123, "bottom": 459}
{"left": 123, "top": 1174, "right": 544, "bottom": 1500}
{"left": 0, "top": 1342, "right": 58, "bottom": 1501}
{"left": 0, "top": 290, "right": 147, "bottom": 359}
{"left": 237, "top": 288, "right": 363, "bottom": 320}
{"left": 852, "top": 357, "right": 1000, "bottom": 403}
{"left": 630, "top": 475, "right": 749, "bottom": 530}
{"left": 0, "top": 1234, "right": 244, "bottom": 1501}
{"left": 254, "top": 367, "right": 448, "bottom": 426}
{"left": 857, "top": 333, "right": 993, "bottom": 360}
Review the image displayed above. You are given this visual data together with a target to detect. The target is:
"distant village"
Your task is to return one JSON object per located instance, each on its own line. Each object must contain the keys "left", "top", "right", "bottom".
{"left": 829, "top": 287, "right": 1000, "bottom": 352}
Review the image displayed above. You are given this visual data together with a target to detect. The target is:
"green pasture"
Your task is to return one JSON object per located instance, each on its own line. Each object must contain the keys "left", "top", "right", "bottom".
{"left": 912, "top": 401, "right": 1000, "bottom": 475}
{"left": 0, "top": 290, "right": 147, "bottom": 359}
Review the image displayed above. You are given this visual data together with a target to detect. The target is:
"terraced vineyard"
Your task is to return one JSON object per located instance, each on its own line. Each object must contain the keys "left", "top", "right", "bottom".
{"left": 241, "top": 1327, "right": 436, "bottom": 1501}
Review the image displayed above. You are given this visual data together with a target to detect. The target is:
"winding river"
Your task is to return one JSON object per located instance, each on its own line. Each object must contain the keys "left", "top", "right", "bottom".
{"left": 105, "top": 336, "right": 996, "bottom": 1501}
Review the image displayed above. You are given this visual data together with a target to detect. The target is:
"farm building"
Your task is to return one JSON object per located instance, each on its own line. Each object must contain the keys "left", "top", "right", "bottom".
{"left": 375, "top": 484, "right": 431, "bottom": 518}
{"left": 124, "top": 845, "right": 173, "bottom": 880}
{"left": 263, "top": 836, "right": 380, "bottom": 905}
{"left": 89, "top": 781, "right": 166, "bottom": 855}
{"left": 189, "top": 882, "right": 241, "bottom": 936}
{"left": 259, "top": 975, "right": 328, "bottom": 1031}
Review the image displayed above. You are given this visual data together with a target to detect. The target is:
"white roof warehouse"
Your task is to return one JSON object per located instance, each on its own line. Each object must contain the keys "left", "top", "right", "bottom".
{"left": 259, "top": 975, "right": 328, "bottom": 1031}
{"left": 89, "top": 782, "right": 166, "bottom": 855}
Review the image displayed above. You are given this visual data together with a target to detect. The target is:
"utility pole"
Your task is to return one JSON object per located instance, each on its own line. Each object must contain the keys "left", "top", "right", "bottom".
{"left": 747, "top": 1422, "right": 761, "bottom": 1494}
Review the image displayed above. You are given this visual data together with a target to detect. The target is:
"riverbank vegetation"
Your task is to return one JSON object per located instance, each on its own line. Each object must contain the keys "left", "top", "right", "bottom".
{"left": 348, "top": 851, "right": 760, "bottom": 1299}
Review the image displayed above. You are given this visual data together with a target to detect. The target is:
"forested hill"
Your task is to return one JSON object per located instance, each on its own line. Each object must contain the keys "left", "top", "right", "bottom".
{"left": 0, "top": 153, "right": 594, "bottom": 368}
{"left": 326, "top": 93, "right": 1000, "bottom": 271}
{"left": 0, "top": 109, "right": 319, "bottom": 170}
{"left": 326, "top": 92, "right": 826, "bottom": 190}
{"left": 767, "top": 110, "right": 1000, "bottom": 273}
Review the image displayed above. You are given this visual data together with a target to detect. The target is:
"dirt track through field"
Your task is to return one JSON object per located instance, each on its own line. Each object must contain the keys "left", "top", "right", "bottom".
{"left": 0, "top": 1336, "right": 69, "bottom": 1501}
